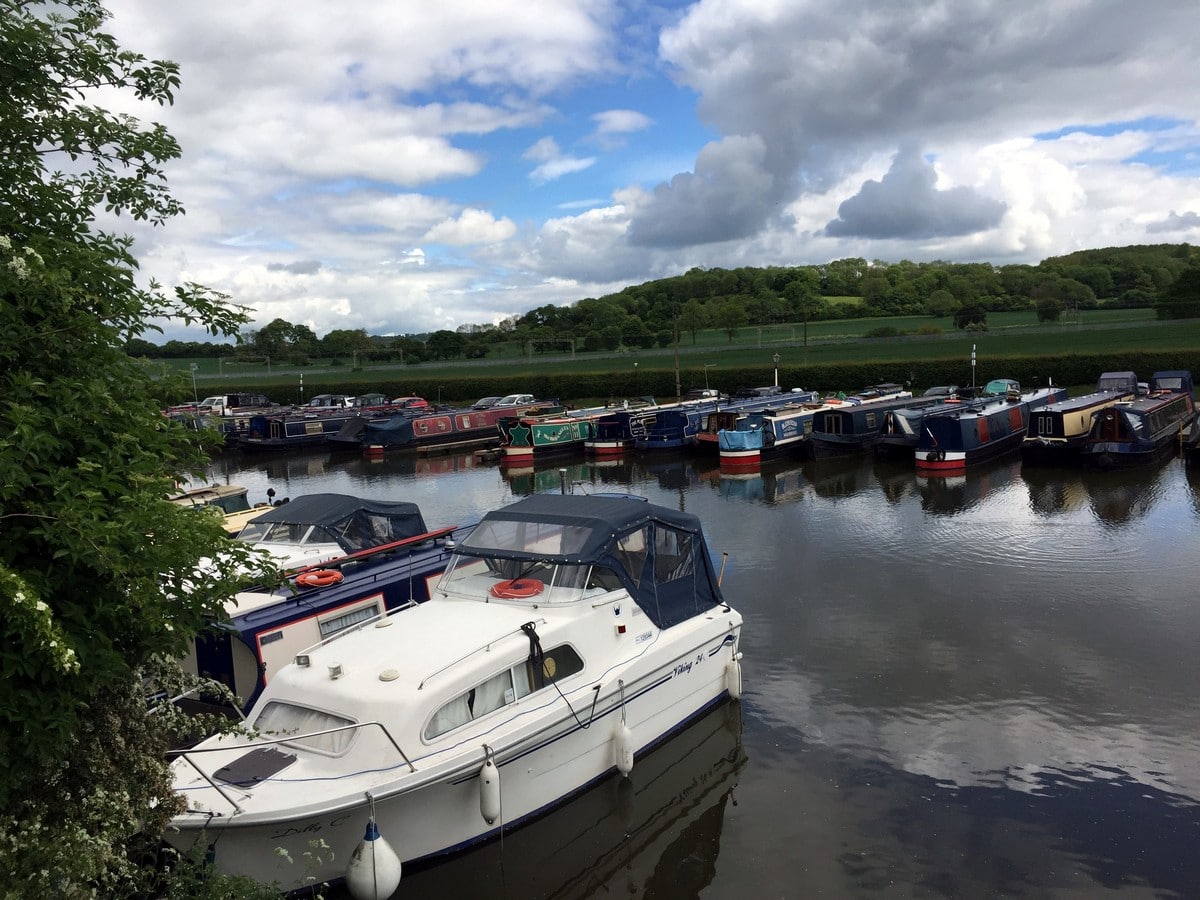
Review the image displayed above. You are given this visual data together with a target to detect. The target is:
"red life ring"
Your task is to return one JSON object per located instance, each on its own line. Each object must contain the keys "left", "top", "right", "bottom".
{"left": 296, "top": 569, "right": 344, "bottom": 588}
{"left": 489, "top": 578, "right": 544, "bottom": 599}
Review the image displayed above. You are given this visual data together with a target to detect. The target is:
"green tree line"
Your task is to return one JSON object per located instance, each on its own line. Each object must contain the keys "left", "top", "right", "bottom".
{"left": 129, "top": 245, "right": 1200, "bottom": 366}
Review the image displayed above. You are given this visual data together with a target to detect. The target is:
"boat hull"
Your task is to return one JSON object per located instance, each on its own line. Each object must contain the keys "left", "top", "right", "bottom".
{"left": 167, "top": 624, "right": 740, "bottom": 891}
{"left": 915, "top": 387, "right": 1067, "bottom": 473}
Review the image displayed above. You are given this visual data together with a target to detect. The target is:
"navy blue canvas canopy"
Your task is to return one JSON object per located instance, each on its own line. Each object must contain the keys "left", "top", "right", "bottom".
{"left": 240, "top": 493, "right": 428, "bottom": 553}
{"left": 459, "top": 493, "right": 726, "bottom": 629}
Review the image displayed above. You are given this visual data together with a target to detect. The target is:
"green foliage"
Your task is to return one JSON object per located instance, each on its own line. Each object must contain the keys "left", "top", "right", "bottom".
{"left": 0, "top": 2, "right": 266, "bottom": 894}
{"left": 1154, "top": 266, "right": 1200, "bottom": 319}
{"left": 1036, "top": 296, "right": 1064, "bottom": 323}
{"left": 954, "top": 304, "right": 988, "bottom": 329}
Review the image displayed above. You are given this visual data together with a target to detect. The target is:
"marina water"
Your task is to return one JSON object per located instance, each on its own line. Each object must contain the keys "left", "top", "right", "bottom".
{"left": 201, "top": 447, "right": 1200, "bottom": 898}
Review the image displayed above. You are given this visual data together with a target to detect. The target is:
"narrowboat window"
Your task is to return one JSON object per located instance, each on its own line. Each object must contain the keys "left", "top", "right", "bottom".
{"left": 317, "top": 602, "right": 380, "bottom": 639}
{"left": 253, "top": 701, "right": 356, "bottom": 754}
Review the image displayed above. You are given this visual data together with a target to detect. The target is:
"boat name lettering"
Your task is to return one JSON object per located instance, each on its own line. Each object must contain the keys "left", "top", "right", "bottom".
{"left": 634, "top": 631, "right": 653, "bottom": 644}
{"left": 673, "top": 660, "right": 694, "bottom": 677}
{"left": 268, "top": 813, "right": 352, "bottom": 841}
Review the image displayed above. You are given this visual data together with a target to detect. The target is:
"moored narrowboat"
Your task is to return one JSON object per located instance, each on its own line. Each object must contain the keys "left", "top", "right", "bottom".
{"left": 333, "top": 397, "right": 558, "bottom": 455}
{"left": 915, "top": 381, "right": 1068, "bottom": 473}
{"left": 1080, "top": 370, "right": 1194, "bottom": 470}
{"left": 1021, "top": 371, "right": 1141, "bottom": 466}
{"left": 497, "top": 404, "right": 615, "bottom": 464}
{"left": 807, "top": 386, "right": 929, "bottom": 458}
{"left": 717, "top": 387, "right": 903, "bottom": 469}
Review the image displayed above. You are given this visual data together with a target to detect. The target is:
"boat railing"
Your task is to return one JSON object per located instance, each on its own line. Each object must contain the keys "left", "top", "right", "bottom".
{"left": 418, "top": 619, "right": 546, "bottom": 690}
{"left": 286, "top": 524, "right": 460, "bottom": 580}
{"left": 171, "top": 719, "right": 417, "bottom": 815}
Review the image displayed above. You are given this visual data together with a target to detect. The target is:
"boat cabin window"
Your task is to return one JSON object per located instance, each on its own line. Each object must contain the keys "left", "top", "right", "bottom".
{"left": 615, "top": 528, "right": 649, "bottom": 587}
{"left": 253, "top": 701, "right": 356, "bottom": 754}
{"left": 539, "top": 644, "right": 584, "bottom": 685}
{"left": 586, "top": 565, "right": 624, "bottom": 592}
{"left": 653, "top": 527, "right": 696, "bottom": 582}
{"left": 425, "top": 662, "right": 532, "bottom": 739}
{"left": 424, "top": 644, "right": 584, "bottom": 740}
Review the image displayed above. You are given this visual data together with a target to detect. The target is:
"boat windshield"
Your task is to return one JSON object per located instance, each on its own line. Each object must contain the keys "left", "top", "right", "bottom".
{"left": 460, "top": 516, "right": 592, "bottom": 557}
{"left": 436, "top": 554, "right": 596, "bottom": 604}
{"left": 238, "top": 520, "right": 340, "bottom": 548}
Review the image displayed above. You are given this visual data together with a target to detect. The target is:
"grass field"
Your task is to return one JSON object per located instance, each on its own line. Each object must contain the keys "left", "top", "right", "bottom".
{"left": 159, "top": 308, "right": 1200, "bottom": 404}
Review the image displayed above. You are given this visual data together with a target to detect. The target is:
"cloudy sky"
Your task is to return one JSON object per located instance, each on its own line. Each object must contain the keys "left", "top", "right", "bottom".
{"left": 100, "top": 0, "right": 1200, "bottom": 342}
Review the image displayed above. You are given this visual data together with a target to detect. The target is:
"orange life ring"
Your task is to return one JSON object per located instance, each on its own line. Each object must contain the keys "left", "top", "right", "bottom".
{"left": 489, "top": 578, "right": 544, "bottom": 599}
{"left": 296, "top": 569, "right": 344, "bottom": 588}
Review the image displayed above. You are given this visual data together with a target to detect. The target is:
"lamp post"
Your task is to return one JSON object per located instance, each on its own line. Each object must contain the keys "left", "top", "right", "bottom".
{"left": 633, "top": 362, "right": 639, "bottom": 395}
{"left": 772, "top": 353, "right": 780, "bottom": 388}
{"left": 189, "top": 363, "right": 198, "bottom": 402}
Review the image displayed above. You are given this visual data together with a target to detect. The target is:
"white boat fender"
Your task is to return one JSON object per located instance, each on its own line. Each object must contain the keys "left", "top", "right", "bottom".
{"left": 726, "top": 652, "right": 743, "bottom": 700}
{"left": 480, "top": 744, "right": 501, "bottom": 825}
{"left": 345, "top": 816, "right": 402, "bottom": 900}
{"left": 614, "top": 721, "right": 635, "bottom": 777}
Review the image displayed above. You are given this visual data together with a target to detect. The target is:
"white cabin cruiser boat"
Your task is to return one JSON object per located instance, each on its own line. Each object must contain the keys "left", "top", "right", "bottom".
{"left": 167, "top": 493, "right": 744, "bottom": 893}
{"left": 233, "top": 493, "right": 430, "bottom": 570}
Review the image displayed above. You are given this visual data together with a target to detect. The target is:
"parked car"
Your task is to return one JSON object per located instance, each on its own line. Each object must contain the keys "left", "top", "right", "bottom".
{"left": 733, "top": 385, "right": 782, "bottom": 399}
{"left": 471, "top": 396, "right": 502, "bottom": 409}
{"left": 921, "top": 385, "right": 959, "bottom": 398}
{"left": 389, "top": 396, "right": 430, "bottom": 409}
{"left": 493, "top": 393, "right": 536, "bottom": 406}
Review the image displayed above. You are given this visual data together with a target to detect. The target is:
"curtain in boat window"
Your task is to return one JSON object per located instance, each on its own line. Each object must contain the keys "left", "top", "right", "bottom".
{"left": 427, "top": 695, "right": 472, "bottom": 738}
{"left": 471, "top": 670, "right": 513, "bottom": 717}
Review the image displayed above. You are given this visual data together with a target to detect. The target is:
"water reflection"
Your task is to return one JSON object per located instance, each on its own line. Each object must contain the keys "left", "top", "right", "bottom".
{"left": 1021, "top": 464, "right": 1089, "bottom": 517}
{"left": 204, "top": 447, "right": 1200, "bottom": 898}
{"left": 914, "top": 458, "right": 1022, "bottom": 516}
{"left": 1080, "top": 460, "right": 1172, "bottom": 527}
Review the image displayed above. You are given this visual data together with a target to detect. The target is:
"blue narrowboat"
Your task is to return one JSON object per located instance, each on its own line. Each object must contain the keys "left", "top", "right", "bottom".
{"left": 717, "top": 387, "right": 906, "bottom": 468}
{"left": 807, "top": 387, "right": 932, "bottom": 458}
{"left": 334, "top": 397, "right": 558, "bottom": 455}
{"left": 915, "top": 380, "right": 1068, "bottom": 473}
{"left": 1080, "top": 370, "right": 1194, "bottom": 470}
